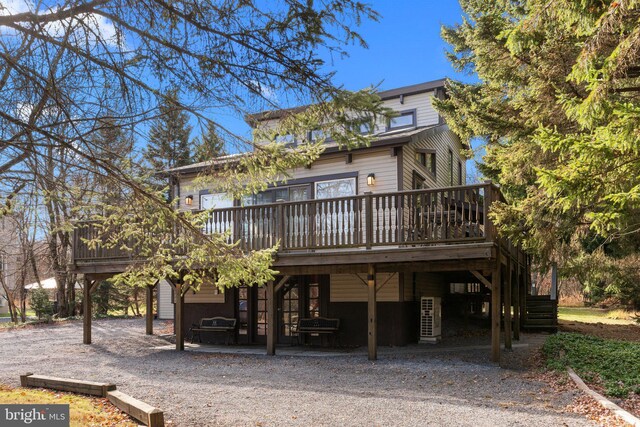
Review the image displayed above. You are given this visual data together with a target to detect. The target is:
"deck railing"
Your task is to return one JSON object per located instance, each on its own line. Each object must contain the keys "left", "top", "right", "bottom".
{"left": 72, "top": 183, "right": 501, "bottom": 262}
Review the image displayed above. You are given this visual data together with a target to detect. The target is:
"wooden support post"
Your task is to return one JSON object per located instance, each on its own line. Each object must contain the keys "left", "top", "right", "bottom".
{"left": 173, "top": 281, "right": 184, "bottom": 351}
{"left": 365, "top": 192, "right": 373, "bottom": 249}
{"left": 367, "top": 264, "right": 377, "bottom": 361}
{"left": 513, "top": 264, "right": 521, "bottom": 341}
{"left": 146, "top": 285, "right": 154, "bottom": 335}
{"left": 504, "top": 260, "right": 512, "bottom": 350}
{"left": 491, "top": 261, "right": 501, "bottom": 363}
{"left": 83, "top": 279, "right": 95, "bottom": 345}
{"left": 266, "top": 280, "right": 276, "bottom": 356}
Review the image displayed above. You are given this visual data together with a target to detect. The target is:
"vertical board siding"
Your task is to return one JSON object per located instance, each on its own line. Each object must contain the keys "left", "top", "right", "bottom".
{"left": 330, "top": 273, "right": 400, "bottom": 302}
{"left": 157, "top": 280, "right": 174, "bottom": 320}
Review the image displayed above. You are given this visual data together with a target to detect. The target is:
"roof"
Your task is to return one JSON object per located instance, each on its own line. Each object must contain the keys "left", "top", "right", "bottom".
{"left": 246, "top": 78, "right": 447, "bottom": 124}
{"left": 166, "top": 125, "right": 448, "bottom": 175}
{"left": 25, "top": 277, "right": 81, "bottom": 290}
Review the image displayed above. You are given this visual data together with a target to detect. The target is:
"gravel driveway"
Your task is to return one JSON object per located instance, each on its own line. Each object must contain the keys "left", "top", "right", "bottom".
{"left": 0, "top": 318, "right": 592, "bottom": 426}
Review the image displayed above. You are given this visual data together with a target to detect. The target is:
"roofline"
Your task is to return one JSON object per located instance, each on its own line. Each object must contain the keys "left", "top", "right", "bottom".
{"left": 246, "top": 78, "right": 447, "bottom": 124}
{"left": 167, "top": 125, "right": 453, "bottom": 176}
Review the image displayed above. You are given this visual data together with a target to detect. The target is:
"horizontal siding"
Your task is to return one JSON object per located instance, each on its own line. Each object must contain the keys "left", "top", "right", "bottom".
{"left": 179, "top": 149, "right": 397, "bottom": 209}
{"left": 157, "top": 279, "right": 174, "bottom": 320}
{"left": 255, "top": 92, "right": 439, "bottom": 138}
{"left": 184, "top": 281, "right": 225, "bottom": 304}
{"left": 403, "top": 127, "right": 465, "bottom": 190}
{"left": 289, "top": 149, "right": 397, "bottom": 195}
{"left": 380, "top": 91, "right": 439, "bottom": 131}
{"left": 330, "top": 273, "right": 399, "bottom": 302}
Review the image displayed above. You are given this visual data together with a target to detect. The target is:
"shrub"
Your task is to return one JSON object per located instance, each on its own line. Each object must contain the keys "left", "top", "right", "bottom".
{"left": 29, "top": 287, "right": 53, "bottom": 319}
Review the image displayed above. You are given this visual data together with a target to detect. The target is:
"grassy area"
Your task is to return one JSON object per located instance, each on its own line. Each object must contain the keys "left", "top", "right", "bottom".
{"left": 0, "top": 310, "right": 37, "bottom": 318}
{"left": 558, "top": 306, "right": 638, "bottom": 325}
{"left": 0, "top": 384, "right": 135, "bottom": 426}
{"left": 543, "top": 333, "right": 640, "bottom": 397}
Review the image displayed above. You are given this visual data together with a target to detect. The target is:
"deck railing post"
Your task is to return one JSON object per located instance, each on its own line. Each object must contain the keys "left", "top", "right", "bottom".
{"left": 365, "top": 192, "right": 373, "bottom": 249}
{"left": 483, "top": 181, "right": 494, "bottom": 242}
{"left": 277, "top": 201, "right": 285, "bottom": 250}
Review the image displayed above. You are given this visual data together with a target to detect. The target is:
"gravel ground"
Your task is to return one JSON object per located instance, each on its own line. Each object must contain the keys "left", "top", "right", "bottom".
{"left": 0, "top": 318, "right": 593, "bottom": 426}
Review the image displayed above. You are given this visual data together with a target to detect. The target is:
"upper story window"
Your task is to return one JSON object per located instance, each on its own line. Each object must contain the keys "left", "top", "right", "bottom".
{"left": 275, "top": 134, "right": 296, "bottom": 147}
{"left": 458, "top": 161, "right": 463, "bottom": 185}
{"left": 388, "top": 110, "right": 416, "bottom": 130}
{"left": 309, "top": 129, "right": 328, "bottom": 142}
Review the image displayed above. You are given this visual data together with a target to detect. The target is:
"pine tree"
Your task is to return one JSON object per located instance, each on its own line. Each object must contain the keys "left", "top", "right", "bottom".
{"left": 193, "top": 122, "right": 226, "bottom": 162}
{"left": 144, "top": 89, "right": 193, "bottom": 171}
{"left": 437, "top": 1, "right": 640, "bottom": 307}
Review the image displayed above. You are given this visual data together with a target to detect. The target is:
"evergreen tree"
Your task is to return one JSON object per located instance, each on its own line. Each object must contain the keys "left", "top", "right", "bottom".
{"left": 144, "top": 89, "right": 193, "bottom": 171}
{"left": 438, "top": 1, "right": 640, "bottom": 306}
{"left": 193, "top": 122, "right": 226, "bottom": 162}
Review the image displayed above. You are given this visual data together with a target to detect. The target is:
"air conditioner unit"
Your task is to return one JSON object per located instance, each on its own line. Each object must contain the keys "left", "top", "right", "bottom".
{"left": 420, "top": 297, "right": 441, "bottom": 343}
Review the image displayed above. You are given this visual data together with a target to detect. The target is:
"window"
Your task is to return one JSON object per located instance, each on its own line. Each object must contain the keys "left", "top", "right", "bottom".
{"left": 412, "top": 171, "right": 426, "bottom": 190}
{"left": 448, "top": 149, "right": 454, "bottom": 186}
{"left": 257, "top": 286, "right": 267, "bottom": 336}
{"left": 244, "top": 185, "right": 310, "bottom": 205}
{"left": 309, "top": 129, "right": 328, "bottom": 142}
{"left": 308, "top": 282, "right": 320, "bottom": 318}
{"left": 415, "top": 149, "right": 436, "bottom": 177}
{"left": 200, "top": 193, "right": 233, "bottom": 210}
{"left": 352, "top": 120, "right": 374, "bottom": 135}
{"left": 388, "top": 110, "right": 416, "bottom": 130}
{"left": 458, "top": 161, "right": 463, "bottom": 185}
{"left": 275, "top": 134, "right": 296, "bottom": 147}
{"left": 238, "top": 286, "right": 248, "bottom": 336}
{"left": 315, "top": 177, "right": 356, "bottom": 199}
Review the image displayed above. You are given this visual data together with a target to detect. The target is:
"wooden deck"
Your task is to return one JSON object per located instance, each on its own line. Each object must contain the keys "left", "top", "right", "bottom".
{"left": 72, "top": 182, "right": 512, "bottom": 273}
{"left": 72, "top": 182, "right": 530, "bottom": 364}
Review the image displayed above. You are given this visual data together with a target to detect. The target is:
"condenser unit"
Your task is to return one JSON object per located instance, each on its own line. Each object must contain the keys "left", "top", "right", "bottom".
{"left": 420, "top": 297, "right": 441, "bottom": 343}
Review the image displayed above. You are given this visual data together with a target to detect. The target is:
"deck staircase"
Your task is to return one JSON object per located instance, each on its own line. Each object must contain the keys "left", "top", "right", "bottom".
{"left": 524, "top": 295, "right": 558, "bottom": 331}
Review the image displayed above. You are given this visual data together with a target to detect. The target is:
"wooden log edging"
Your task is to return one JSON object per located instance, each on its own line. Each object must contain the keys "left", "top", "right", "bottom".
{"left": 107, "top": 390, "right": 164, "bottom": 427}
{"left": 20, "top": 374, "right": 164, "bottom": 427}
{"left": 567, "top": 367, "right": 640, "bottom": 427}
{"left": 20, "top": 373, "right": 115, "bottom": 397}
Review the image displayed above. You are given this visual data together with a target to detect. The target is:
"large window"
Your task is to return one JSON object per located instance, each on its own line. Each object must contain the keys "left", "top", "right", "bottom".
{"left": 244, "top": 185, "right": 309, "bottom": 205}
{"left": 388, "top": 110, "right": 416, "bottom": 130}
{"left": 200, "top": 193, "right": 233, "bottom": 210}
{"left": 315, "top": 177, "right": 356, "bottom": 199}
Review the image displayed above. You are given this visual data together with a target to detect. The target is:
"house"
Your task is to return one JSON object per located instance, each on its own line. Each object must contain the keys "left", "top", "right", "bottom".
{"left": 72, "top": 78, "right": 545, "bottom": 362}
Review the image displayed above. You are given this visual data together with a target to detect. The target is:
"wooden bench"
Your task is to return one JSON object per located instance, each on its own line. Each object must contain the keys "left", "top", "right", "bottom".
{"left": 295, "top": 317, "right": 340, "bottom": 346}
{"left": 189, "top": 317, "right": 237, "bottom": 345}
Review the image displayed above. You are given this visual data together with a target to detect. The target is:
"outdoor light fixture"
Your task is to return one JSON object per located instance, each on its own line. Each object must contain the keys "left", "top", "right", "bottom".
{"left": 367, "top": 173, "right": 376, "bottom": 187}
{"left": 185, "top": 195, "right": 193, "bottom": 206}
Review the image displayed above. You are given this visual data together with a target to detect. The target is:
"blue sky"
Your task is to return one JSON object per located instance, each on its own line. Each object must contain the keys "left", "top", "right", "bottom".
{"left": 219, "top": 1, "right": 472, "bottom": 141}
{"left": 216, "top": 1, "right": 484, "bottom": 179}
{"left": 321, "top": 1, "right": 470, "bottom": 92}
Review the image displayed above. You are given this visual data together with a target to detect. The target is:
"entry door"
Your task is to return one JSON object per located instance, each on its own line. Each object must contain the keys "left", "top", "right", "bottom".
{"left": 279, "top": 283, "right": 299, "bottom": 342}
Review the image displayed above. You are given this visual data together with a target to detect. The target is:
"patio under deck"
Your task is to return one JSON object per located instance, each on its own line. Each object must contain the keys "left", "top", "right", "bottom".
{"left": 71, "top": 183, "right": 530, "bottom": 363}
